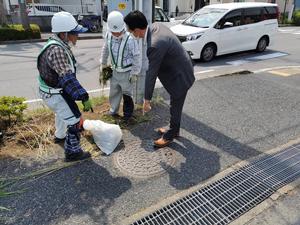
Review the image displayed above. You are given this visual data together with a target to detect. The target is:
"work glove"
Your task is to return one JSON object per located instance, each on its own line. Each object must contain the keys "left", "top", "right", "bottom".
{"left": 82, "top": 99, "right": 93, "bottom": 112}
{"left": 129, "top": 74, "right": 138, "bottom": 83}
{"left": 99, "top": 65, "right": 113, "bottom": 86}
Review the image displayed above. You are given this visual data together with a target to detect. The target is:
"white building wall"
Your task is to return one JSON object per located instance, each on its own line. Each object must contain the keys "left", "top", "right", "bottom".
{"left": 38, "top": 0, "right": 98, "bottom": 14}
{"left": 156, "top": 0, "right": 194, "bottom": 16}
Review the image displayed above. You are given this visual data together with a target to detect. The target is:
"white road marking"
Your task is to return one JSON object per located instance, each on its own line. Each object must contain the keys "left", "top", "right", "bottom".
{"left": 195, "top": 69, "right": 215, "bottom": 74}
{"left": 253, "top": 65, "right": 300, "bottom": 73}
{"left": 278, "top": 29, "right": 295, "bottom": 32}
{"left": 24, "top": 88, "right": 110, "bottom": 104}
{"left": 24, "top": 99, "right": 43, "bottom": 103}
{"left": 24, "top": 71, "right": 215, "bottom": 105}
{"left": 227, "top": 60, "right": 249, "bottom": 66}
{"left": 248, "top": 52, "right": 287, "bottom": 60}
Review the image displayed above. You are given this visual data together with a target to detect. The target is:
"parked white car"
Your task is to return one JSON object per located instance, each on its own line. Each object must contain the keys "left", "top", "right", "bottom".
{"left": 154, "top": 6, "right": 183, "bottom": 28}
{"left": 170, "top": 3, "right": 279, "bottom": 61}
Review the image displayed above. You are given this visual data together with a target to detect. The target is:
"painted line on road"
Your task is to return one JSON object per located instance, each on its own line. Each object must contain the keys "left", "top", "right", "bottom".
{"left": 24, "top": 71, "right": 214, "bottom": 105}
{"left": 248, "top": 52, "right": 287, "bottom": 60}
{"left": 24, "top": 88, "right": 110, "bottom": 104}
{"left": 24, "top": 99, "right": 43, "bottom": 103}
{"left": 278, "top": 29, "right": 295, "bottom": 32}
{"left": 227, "top": 60, "right": 249, "bottom": 66}
{"left": 195, "top": 69, "right": 215, "bottom": 75}
{"left": 253, "top": 65, "right": 300, "bottom": 73}
{"left": 227, "top": 52, "right": 287, "bottom": 66}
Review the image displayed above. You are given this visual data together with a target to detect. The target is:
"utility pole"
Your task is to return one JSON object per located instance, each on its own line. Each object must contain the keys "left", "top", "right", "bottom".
{"left": 18, "top": 0, "right": 29, "bottom": 29}
{"left": 133, "top": 0, "right": 153, "bottom": 104}
{"left": 282, "top": 0, "right": 289, "bottom": 24}
{"left": 0, "top": 0, "right": 8, "bottom": 25}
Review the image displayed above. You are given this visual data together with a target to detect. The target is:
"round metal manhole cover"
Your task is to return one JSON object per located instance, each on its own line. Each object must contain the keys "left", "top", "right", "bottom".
{"left": 113, "top": 139, "right": 176, "bottom": 178}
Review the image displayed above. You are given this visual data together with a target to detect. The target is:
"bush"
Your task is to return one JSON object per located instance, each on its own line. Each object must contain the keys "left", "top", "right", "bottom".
{"left": 0, "top": 96, "right": 27, "bottom": 128}
{"left": 293, "top": 10, "right": 300, "bottom": 26}
{"left": 0, "top": 24, "right": 41, "bottom": 41}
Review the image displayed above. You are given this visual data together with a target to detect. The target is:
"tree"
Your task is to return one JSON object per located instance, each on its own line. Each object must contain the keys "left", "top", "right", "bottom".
{"left": 0, "top": 0, "right": 8, "bottom": 25}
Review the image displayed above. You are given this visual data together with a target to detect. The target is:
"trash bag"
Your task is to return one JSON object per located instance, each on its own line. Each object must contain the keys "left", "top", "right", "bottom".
{"left": 83, "top": 119, "right": 122, "bottom": 155}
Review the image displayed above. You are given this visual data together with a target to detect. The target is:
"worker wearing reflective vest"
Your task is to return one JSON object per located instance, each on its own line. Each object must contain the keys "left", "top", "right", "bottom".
{"left": 37, "top": 12, "right": 92, "bottom": 162}
{"left": 100, "top": 11, "right": 141, "bottom": 122}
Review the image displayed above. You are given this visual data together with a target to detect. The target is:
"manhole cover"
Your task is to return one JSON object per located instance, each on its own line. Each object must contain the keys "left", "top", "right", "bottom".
{"left": 113, "top": 139, "right": 176, "bottom": 178}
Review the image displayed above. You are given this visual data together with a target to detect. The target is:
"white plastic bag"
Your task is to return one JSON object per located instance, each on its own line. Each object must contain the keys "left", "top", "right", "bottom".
{"left": 83, "top": 119, "right": 122, "bottom": 155}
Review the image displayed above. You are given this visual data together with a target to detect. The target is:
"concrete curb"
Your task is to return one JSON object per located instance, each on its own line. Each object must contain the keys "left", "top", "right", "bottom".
{"left": 121, "top": 137, "right": 300, "bottom": 225}
{"left": 0, "top": 34, "right": 103, "bottom": 45}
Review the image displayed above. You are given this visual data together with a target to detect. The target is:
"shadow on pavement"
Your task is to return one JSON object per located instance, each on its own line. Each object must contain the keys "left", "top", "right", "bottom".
{"left": 130, "top": 87, "right": 261, "bottom": 190}
{"left": 1, "top": 159, "right": 131, "bottom": 225}
{"left": 160, "top": 136, "right": 220, "bottom": 190}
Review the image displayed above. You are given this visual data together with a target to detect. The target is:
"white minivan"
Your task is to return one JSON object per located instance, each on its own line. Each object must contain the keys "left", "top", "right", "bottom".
{"left": 170, "top": 3, "right": 279, "bottom": 61}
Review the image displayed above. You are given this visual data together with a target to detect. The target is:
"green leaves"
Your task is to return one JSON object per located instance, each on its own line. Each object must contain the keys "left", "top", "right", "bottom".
{"left": 0, "top": 96, "right": 27, "bottom": 127}
{"left": 293, "top": 10, "right": 300, "bottom": 26}
{"left": 0, "top": 24, "right": 41, "bottom": 41}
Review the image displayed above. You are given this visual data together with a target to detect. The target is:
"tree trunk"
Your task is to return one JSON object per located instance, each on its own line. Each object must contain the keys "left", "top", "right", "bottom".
{"left": 0, "top": 0, "right": 8, "bottom": 25}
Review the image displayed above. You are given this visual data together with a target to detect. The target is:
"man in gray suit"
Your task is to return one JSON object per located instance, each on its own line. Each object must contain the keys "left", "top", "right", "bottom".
{"left": 124, "top": 10, "right": 195, "bottom": 148}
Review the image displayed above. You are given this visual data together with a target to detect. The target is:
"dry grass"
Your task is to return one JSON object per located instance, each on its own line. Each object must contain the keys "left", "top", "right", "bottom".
{"left": 0, "top": 96, "right": 154, "bottom": 160}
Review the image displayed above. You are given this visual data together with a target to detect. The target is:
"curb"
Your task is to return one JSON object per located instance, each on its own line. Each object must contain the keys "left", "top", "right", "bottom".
{"left": 0, "top": 35, "right": 103, "bottom": 45}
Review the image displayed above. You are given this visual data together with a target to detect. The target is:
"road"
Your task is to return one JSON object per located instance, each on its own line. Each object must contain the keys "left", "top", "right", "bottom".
{"left": 0, "top": 27, "right": 300, "bottom": 101}
{"left": 1, "top": 27, "right": 300, "bottom": 225}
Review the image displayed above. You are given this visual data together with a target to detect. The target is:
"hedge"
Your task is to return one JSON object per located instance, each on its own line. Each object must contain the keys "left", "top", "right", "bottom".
{"left": 293, "top": 10, "right": 300, "bottom": 26}
{"left": 0, "top": 24, "right": 41, "bottom": 41}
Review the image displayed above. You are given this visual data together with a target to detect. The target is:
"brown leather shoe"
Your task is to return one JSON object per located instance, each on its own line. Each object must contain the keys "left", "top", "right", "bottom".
{"left": 157, "top": 127, "right": 180, "bottom": 137}
{"left": 154, "top": 137, "right": 173, "bottom": 148}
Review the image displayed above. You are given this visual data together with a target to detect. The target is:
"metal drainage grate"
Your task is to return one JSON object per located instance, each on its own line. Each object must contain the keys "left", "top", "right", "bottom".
{"left": 131, "top": 144, "right": 300, "bottom": 225}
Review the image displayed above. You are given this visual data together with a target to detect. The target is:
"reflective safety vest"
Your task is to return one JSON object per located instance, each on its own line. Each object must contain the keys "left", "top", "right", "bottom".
{"left": 107, "top": 32, "right": 132, "bottom": 72}
{"left": 37, "top": 39, "right": 75, "bottom": 94}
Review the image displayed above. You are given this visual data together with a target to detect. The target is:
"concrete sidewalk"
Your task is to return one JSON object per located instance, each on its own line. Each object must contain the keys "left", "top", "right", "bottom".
{"left": 1, "top": 71, "right": 299, "bottom": 225}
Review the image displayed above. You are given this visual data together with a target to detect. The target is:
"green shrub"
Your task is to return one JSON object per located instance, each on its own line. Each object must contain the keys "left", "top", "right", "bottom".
{"left": 0, "top": 96, "right": 27, "bottom": 127}
{"left": 0, "top": 24, "right": 41, "bottom": 41}
{"left": 293, "top": 10, "right": 300, "bottom": 26}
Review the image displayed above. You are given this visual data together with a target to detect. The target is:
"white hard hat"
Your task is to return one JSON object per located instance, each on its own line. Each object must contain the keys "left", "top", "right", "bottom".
{"left": 107, "top": 11, "right": 125, "bottom": 33}
{"left": 51, "top": 11, "right": 87, "bottom": 33}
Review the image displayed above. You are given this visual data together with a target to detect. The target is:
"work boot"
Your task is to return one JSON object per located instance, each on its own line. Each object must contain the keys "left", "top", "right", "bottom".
{"left": 65, "top": 151, "right": 91, "bottom": 162}
{"left": 154, "top": 137, "right": 173, "bottom": 148}
{"left": 157, "top": 127, "right": 180, "bottom": 137}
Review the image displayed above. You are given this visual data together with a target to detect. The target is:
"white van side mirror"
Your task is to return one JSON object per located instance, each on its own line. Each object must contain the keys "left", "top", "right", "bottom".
{"left": 223, "top": 21, "right": 233, "bottom": 28}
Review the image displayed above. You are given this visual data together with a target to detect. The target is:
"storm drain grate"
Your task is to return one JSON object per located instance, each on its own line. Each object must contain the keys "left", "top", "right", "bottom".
{"left": 131, "top": 144, "right": 300, "bottom": 225}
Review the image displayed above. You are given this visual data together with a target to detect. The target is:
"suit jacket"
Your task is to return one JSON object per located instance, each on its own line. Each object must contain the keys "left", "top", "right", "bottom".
{"left": 145, "top": 23, "right": 195, "bottom": 100}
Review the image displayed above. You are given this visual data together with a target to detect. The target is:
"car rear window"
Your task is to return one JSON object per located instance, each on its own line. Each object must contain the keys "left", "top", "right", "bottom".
{"left": 263, "top": 6, "right": 278, "bottom": 19}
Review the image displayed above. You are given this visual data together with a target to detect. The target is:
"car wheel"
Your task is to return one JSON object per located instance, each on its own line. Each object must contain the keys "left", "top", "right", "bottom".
{"left": 201, "top": 44, "right": 216, "bottom": 62}
{"left": 256, "top": 36, "right": 268, "bottom": 52}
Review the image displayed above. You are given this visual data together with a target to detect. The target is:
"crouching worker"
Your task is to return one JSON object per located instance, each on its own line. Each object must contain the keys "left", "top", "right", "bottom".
{"left": 37, "top": 11, "right": 92, "bottom": 162}
{"left": 100, "top": 11, "right": 141, "bottom": 123}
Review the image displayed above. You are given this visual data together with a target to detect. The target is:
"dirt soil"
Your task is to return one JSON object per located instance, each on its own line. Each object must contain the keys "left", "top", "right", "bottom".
{"left": 0, "top": 101, "right": 116, "bottom": 161}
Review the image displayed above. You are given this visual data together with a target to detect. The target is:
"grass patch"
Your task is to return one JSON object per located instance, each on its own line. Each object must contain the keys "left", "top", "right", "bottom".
{"left": 0, "top": 95, "right": 152, "bottom": 159}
